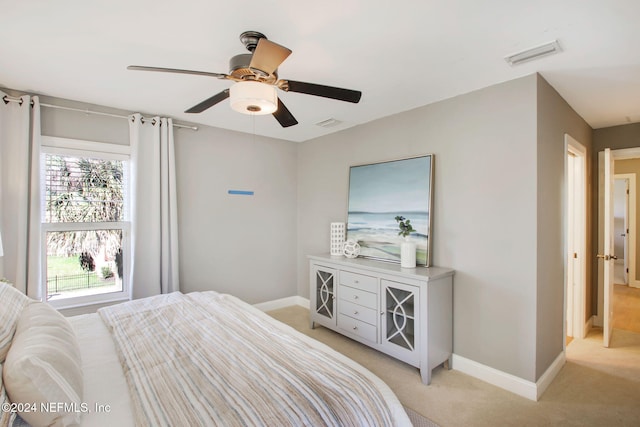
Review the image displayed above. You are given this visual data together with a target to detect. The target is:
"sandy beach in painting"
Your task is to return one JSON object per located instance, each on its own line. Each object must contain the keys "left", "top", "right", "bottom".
{"left": 347, "top": 211, "right": 428, "bottom": 264}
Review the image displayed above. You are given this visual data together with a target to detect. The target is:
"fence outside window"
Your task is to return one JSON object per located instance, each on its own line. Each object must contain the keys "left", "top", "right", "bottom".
{"left": 47, "top": 272, "right": 116, "bottom": 295}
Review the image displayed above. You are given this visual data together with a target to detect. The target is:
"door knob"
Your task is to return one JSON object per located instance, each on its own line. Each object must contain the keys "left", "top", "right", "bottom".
{"left": 596, "top": 254, "right": 610, "bottom": 260}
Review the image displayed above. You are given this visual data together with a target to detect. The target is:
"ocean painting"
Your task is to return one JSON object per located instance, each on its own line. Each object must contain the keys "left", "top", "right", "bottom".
{"left": 346, "top": 155, "right": 433, "bottom": 265}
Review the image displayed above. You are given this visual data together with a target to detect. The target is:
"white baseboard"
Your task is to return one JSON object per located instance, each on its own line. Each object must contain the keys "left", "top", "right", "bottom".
{"left": 451, "top": 351, "right": 565, "bottom": 401}
{"left": 593, "top": 314, "right": 603, "bottom": 328}
{"left": 253, "top": 296, "right": 309, "bottom": 312}
{"left": 535, "top": 351, "right": 566, "bottom": 400}
{"left": 584, "top": 316, "right": 594, "bottom": 337}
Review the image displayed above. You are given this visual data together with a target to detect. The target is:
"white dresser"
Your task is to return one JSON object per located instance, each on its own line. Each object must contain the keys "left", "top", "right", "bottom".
{"left": 309, "top": 254, "right": 454, "bottom": 385}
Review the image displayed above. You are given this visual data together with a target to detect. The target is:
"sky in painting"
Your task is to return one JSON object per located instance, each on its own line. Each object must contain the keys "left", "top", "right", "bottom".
{"left": 347, "top": 156, "right": 431, "bottom": 213}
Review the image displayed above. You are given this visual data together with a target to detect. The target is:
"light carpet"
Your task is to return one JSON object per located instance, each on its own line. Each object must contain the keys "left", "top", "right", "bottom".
{"left": 267, "top": 305, "right": 640, "bottom": 427}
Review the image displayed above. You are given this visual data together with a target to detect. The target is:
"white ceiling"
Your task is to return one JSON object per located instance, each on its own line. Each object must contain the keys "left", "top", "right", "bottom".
{"left": 1, "top": 0, "right": 639, "bottom": 142}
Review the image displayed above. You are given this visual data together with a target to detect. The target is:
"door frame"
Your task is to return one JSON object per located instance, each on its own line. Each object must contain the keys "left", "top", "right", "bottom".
{"left": 564, "top": 134, "right": 587, "bottom": 342}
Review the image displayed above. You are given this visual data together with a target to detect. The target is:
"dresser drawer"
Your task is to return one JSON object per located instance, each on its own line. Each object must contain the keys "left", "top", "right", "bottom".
{"left": 340, "top": 271, "right": 376, "bottom": 291}
{"left": 338, "top": 313, "right": 377, "bottom": 343}
{"left": 338, "top": 285, "right": 377, "bottom": 309}
{"left": 339, "top": 300, "right": 378, "bottom": 326}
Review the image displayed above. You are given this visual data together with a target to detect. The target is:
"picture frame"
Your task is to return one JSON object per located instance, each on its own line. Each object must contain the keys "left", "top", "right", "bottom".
{"left": 346, "top": 154, "right": 434, "bottom": 266}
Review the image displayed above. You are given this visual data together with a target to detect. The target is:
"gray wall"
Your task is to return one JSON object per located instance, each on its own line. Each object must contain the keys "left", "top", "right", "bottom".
{"left": 40, "top": 96, "right": 129, "bottom": 145}
{"left": 175, "top": 124, "right": 298, "bottom": 303}
{"left": 37, "top": 94, "right": 299, "bottom": 304}
{"left": 594, "top": 123, "right": 640, "bottom": 152}
{"left": 535, "top": 75, "right": 593, "bottom": 378}
{"left": 298, "top": 74, "right": 541, "bottom": 381}
{"left": 298, "top": 73, "right": 593, "bottom": 382}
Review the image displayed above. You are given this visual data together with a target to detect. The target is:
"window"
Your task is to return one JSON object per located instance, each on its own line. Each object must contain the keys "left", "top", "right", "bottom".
{"left": 41, "top": 136, "right": 130, "bottom": 308}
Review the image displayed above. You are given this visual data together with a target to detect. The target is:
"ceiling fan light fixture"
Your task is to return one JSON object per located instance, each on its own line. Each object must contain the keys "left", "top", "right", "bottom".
{"left": 229, "top": 81, "right": 277, "bottom": 115}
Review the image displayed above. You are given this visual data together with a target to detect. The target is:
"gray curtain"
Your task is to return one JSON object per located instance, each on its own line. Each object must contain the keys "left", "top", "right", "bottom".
{"left": 128, "top": 114, "right": 180, "bottom": 299}
{"left": 0, "top": 92, "right": 42, "bottom": 298}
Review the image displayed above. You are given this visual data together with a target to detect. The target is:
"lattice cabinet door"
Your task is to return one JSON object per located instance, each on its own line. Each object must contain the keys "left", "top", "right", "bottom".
{"left": 310, "top": 265, "right": 337, "bottom": 328}
{"left": 380, "top": 279, "right": 420, "bottom": 365}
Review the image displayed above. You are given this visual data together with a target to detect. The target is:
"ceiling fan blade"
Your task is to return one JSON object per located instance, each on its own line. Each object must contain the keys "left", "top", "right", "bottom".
{"left": 273, "top": 97, "right": 298, "bottom": 128}
{"left": 249, "top": 39, "right": 292, "bottom": 76}
{"left": 283, "top": 80, "right": 362, "bottom": 103}
{"left": 127, "top": 65, "right": 228, "bottom": 79}
{"left": 185, "top": 89, "right": 230, "bottom": 113}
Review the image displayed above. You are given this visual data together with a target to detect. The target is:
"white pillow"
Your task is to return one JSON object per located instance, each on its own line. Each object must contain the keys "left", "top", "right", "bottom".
{"left": 0, "top": 282, "right": 31, "bottom": 362}
{"left": 3, "top": 302, "right": 83, "bottom": 427}
{"left": 0, "top": 364, "right": 18, "bottom": 427}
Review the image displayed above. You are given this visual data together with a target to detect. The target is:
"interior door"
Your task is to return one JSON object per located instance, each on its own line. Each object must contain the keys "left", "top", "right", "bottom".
{"left": 603, "top": 148, "right": 615, "bottom": 347}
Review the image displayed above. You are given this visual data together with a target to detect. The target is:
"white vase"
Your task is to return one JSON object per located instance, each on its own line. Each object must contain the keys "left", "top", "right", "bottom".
{"left": 400, "top": 240, "right": 416, "bottom": 268}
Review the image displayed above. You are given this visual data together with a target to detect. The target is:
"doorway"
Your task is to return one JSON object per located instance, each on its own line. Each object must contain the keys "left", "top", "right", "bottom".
{"left": 597, "top": 147, "right": 640, "bottom": 346}
{"left": 565, "top": 135, "right": 587, "bottom": 344}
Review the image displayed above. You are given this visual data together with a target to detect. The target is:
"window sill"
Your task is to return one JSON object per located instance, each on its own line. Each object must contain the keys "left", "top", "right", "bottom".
{"left": 54, "top": 295, "right": 131, "bottom": 316}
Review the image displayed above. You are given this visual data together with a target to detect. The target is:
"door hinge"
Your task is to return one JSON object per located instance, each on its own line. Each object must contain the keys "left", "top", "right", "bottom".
{"left": 627, "top": 268, "right": 630, "bottom": 273}
{"left": 573, "top": 253, "right": 578, "bottom": 259}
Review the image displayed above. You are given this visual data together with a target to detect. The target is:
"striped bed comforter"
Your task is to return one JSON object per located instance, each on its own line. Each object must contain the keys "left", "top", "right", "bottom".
{"left": 98, "top": 291, "right": 409, "bottom": 427}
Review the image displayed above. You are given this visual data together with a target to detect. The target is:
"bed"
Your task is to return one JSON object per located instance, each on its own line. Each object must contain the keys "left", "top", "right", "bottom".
{"left": 0, "top": 283, "right": 411, "bottom": 426}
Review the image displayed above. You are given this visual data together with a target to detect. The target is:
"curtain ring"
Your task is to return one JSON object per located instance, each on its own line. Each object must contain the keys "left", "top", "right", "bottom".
{"left": 2, "top": 95, "right": 26, "bottom": 106}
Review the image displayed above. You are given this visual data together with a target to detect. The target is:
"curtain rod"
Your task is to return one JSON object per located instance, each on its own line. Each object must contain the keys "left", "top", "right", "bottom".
{"left": 2, "top": 95, "right": 198, "bottom": 131}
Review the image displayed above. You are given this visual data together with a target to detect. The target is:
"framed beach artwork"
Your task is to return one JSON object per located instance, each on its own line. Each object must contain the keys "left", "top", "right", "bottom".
{"left": 346, "top": 155, "right": 434, "bottom": 266}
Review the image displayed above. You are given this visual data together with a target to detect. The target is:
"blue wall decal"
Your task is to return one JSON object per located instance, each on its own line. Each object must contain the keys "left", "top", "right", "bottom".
{"left": 228, "top": 190, "right": 254, "bottom": 196}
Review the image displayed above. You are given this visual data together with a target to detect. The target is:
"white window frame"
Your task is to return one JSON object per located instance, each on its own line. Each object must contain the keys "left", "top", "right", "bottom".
{"left": 41, "top": 136, "right": 131, "bottom": 309}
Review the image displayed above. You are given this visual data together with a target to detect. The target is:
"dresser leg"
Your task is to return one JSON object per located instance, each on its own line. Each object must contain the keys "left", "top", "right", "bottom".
{"left": 420, "top": 368, "right": 432, "bottom": 385}
{"left": 310, "top": 320, "right": 316, "bottom": 329}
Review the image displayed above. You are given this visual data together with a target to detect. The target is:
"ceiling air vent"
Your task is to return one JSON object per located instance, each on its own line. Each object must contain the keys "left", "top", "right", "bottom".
{"left": 505, "top": 40, "right": 562, "bottom": 66}
{"left": 315, "top": 118, "right": 342, "bottom": 128}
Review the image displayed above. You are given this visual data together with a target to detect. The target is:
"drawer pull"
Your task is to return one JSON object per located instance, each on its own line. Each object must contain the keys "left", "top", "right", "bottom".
{"left": 354, "top": 311, "right": 359, "bottom": 315}
{"left": 354, "top": 295, "right": 359, "bottom": 299}
{"left": 353, "top": 326, "right": 358, "bottom": 331}
{"left": 354, "top": 280, "right": 359, "bottom": 283}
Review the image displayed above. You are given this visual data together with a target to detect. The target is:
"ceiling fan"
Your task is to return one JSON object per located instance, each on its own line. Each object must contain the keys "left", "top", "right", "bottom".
{"left": 127, "top": 31, "right": 362, "bottom": 128}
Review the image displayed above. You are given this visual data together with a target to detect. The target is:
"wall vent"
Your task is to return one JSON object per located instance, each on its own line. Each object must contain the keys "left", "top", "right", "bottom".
{"left": 505, "top": 40, "right": 562, "bottom": 66}
{"left": 315, "top": 118, "right": 342, "bottom": 128}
